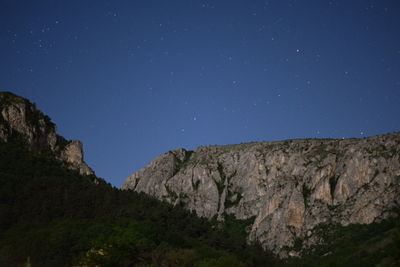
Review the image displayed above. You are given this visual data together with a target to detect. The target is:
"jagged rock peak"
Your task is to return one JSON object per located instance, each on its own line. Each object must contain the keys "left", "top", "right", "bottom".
{"left": 0, "top": 91, "right": 94, "bottom": 176}
{"left": 123, "top": 132, "right": 400, "bottom": 257}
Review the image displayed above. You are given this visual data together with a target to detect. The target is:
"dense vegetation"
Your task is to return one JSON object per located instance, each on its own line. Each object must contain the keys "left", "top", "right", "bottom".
{"left": 0, "top": 134, "right": 399, "bottom": 266}
{"left": 0, "top": 136, "right": 274, "bottom": 266}
{"left": 281, "top": 217, "right": 400, "bottom": 267}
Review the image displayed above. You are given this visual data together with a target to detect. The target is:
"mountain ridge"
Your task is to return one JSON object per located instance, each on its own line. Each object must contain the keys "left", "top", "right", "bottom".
{"left": 1, "top": 91, "right": 399, "bottom": 260}
{"left": 0, "top": 91, "right": 93, "bottom": 176}
{"left": 123, "top": 131, "right": 400, "bottom": 257}
{"left": 0, "top": 92, "right": 275, "bottom": 266}
{"left": 0, "top": 91, "right": 399, "bottom": 264}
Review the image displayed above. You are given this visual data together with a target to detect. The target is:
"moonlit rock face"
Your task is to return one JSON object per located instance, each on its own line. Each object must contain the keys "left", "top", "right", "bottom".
{"left": 123, "top": 133, "right": 400, "bottom": 257}
{"left": 0, "top": 92, "right": 94, "bottom": 176}
{"left": 60, "top": 140, "right": 93, "bottom": 176}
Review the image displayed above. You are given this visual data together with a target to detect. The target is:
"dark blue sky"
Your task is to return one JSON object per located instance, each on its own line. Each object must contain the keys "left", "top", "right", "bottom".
{"left": 1, "top": 0, "right": 399, "bottom": 186}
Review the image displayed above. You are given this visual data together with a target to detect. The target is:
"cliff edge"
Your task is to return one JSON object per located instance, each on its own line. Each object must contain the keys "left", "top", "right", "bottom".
{"left": 123, "top": 133, "right": 400, "bottom": 257}
{"left": 0, "top": 92, "right": 93, "bottom": 176}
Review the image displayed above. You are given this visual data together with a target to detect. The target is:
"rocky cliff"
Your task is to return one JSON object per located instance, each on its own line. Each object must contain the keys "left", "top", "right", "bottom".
{"left": 0, "top": 92, "right": 93, "bottom": 176}
{"left": 123, "top": 133, "right": 400, "bottom": 257}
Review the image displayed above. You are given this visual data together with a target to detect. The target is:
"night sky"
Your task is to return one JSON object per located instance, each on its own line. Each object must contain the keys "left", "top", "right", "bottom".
{"left": 1, "top": 0, "right": 400, "bottom": 187}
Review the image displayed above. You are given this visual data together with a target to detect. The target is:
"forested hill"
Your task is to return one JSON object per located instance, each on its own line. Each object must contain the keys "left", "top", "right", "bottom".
{"left": 1, "top": 132, "right": 400, "bottom": 267}
{"left": 0, "top": 135, "right": 275, "bottom": 266}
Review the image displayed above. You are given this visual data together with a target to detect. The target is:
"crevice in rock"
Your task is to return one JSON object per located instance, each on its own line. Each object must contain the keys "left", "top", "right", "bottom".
{"left": 171, "top": 149, "right": 194, "bottom": 176}
{"left": 329, "top": 175, "right": 339, "bottom": 201}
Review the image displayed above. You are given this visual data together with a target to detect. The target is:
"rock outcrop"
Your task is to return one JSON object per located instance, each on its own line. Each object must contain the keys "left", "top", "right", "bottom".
{"left": 123, "top": 133, "right": 400, "bottom": 257}
{"left": 0, "top": 92, "right": 93, "bottom": 176}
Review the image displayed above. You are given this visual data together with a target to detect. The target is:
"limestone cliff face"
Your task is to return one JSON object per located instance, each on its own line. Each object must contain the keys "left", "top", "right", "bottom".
{"left": 123, "top": 133, "right": 400, "bottom": 257}
{"left": 0, "top": 92, "right": 93, "bottom": 176}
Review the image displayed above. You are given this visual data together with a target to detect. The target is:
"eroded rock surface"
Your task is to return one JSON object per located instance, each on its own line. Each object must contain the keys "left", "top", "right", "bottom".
{"left": 0, "top": 92, "right": 93, "bottom": 175}
{"left": 123, "top": 133, "right": 400, "bottom": 256}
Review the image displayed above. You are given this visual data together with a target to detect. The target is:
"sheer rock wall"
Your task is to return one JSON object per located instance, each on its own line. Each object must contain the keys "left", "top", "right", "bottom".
{"left": 123, "top": 133, "right": 400, "bottom": 256}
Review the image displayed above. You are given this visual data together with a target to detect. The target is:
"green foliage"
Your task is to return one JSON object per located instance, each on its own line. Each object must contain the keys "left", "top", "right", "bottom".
{"left": 195, "top": 254, "right": 245, "bottom": 267}
{"left": 78, "top": 220, "right": 156, "bottom": 266}
{"left": 223, "top": 214, "right": 254, "bottom": 244}
{"left": 0, "top": 91, "right": 25, "bottom": 107}
{"left": 22, "top": 257, "right": 31, "bottom": 267}
{"left": 306, "top": 142, "right": 338, "bottom": 166}
{"left": 165, "top": 184, "right": 178, "bottom": 201}
{"left": 171, "top": 149, "right": 194, "bottom": 174}
{"left": 215, "top": 163, "right": 226, "bottom": 195}
{"left": 55, "top": 135, "right": 70, "bottom": 152}
{"left": 25, "top": 106, "right": 53, "bottom": 127}
{"left": 225, "top": 190, "right": 243, "bottom": 209}
{"left": 0, "top": 92, "right": 53, "bottom": 129}
{"left": 0, "top": 138, "right": 274, "bottom": 266}
{"left": 1, "top": 134, "right": 399, "bottom": 266}
{"left": 179, "top": 150, "right": 194, "bottom": 169}
{"left": 282, "top": 218, "right": 400, "bottom": 266}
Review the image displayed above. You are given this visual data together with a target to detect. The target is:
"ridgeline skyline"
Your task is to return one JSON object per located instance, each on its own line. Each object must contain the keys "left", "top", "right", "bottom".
{"left": 1, "top": 0, "right": 399, "bottom": 186}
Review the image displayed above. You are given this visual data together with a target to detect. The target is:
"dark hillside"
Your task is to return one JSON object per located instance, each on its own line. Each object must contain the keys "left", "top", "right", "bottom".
{"left": 0, "top": 136, "right": 274, "bottom": 266}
